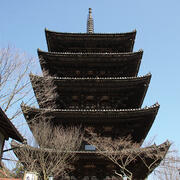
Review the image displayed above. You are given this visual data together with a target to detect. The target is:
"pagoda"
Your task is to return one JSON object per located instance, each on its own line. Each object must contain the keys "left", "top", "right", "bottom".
{"left": 12, "top": 8, "right": 170, "bottom": 180}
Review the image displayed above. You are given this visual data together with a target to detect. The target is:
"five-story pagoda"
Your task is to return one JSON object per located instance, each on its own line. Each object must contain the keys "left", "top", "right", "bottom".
{"left": 13, "top": 8, "right": 170, "bottom": 180}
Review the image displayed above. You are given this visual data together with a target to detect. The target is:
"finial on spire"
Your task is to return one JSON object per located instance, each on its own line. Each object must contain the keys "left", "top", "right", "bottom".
{"left": 87, "top": 8, "right": 94, "bottom": 34}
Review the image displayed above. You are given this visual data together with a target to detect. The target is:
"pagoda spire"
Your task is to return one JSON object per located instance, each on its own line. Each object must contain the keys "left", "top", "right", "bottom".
{"left": 87, "top": 8, "right": 94, "bottom": 34}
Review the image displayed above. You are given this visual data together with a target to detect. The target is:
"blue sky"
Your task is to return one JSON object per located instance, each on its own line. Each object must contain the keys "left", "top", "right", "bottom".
{"left": 1, "top": 0, "right": 180, "bottom": 177}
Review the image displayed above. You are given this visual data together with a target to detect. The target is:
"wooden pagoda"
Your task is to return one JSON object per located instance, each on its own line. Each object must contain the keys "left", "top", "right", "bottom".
{"left": 12, "top": 8, "right": 170, "bottom": 180}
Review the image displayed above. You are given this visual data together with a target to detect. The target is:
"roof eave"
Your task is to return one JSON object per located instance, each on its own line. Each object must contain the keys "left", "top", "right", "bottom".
{"left": 0, "top": 108, "right": 24, "bottom": 142}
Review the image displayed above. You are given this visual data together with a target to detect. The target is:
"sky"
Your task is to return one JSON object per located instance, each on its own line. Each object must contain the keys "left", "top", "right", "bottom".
{"left": 0, "top": 0, "right": 180, "bottom": 178}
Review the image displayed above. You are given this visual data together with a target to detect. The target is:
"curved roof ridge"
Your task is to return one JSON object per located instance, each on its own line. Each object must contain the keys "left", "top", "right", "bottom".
{"left": 120, "top": 140, "right": 170, "bottom": 154}
{"left": 38, "top": 48, "right": 143, "bottom": 56}
{"left": 11, "top": 140, "right": 170, "bottom": 154}
{"left": 21, "top": 102, "right": 159, "bottom": 113}
{"left": 30, "top": 73, "right": 151, "bottom": 81}
{"left": 45, "top": 28, "right": 136, "bottom": 36}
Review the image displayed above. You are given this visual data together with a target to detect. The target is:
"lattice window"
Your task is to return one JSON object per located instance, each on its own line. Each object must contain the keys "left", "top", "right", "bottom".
{"left": 87, "top": 70, "right": 94, "bottom": 76}
{"left": 86, "top": 96, "right": 95, "bottom": 109}
{"left": 103, "top": 126, "right": 113, "bottom": 132}
{"left": 99, "top": 96, "right": 110, "bottom": 108}
{"left": 75, "top": 70, "right": 81, "bottom": 76}
{"left": 70, "top": 96, "right": 79, "bottom": 108}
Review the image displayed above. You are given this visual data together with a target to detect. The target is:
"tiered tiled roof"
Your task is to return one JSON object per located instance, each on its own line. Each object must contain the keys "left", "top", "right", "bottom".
{"left": 13, "top": 8, "right": 169, "bottom": 180}
{"left": 45, "top": 29, "right": 136, "bottom": 53}
{"left": 38, "top": 49, "right": 143, "bottom": 77}
{"left": 12, "top": 140, "right": 170, "bottom": 180}
{"left": 30, "top": 73, "right": 151, "bottom": 109}
{"left": 21, "top": 103, "right": 159, "bottom": 144}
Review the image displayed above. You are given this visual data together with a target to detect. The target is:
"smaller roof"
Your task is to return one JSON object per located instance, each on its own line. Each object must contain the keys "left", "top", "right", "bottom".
{"left": 45, "top": 29, "right": 136, "bottom": 53}
{"left": 0, "top": 108, "right": 24, "bottom": 142}
{"left": 37, "top": 49, "right": 143, "bottom": 78}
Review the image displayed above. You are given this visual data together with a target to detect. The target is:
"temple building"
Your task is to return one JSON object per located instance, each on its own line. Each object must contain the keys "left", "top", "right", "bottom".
{"left": 0, "top": 107, "right": 24, "bottom": 161}
{"left": 12, "top": 8, "right": 170, "bottom": 180}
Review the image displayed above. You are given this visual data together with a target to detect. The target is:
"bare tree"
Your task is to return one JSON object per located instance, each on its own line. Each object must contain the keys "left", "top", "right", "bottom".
{"left": 84, "top": 129, "right": 170, "bottom": 180}
{"left": 12, "top": 121, "right": 83, "bottom": 180}
{"left": 84, "top": 130, "right": 138, "bottom": 179}
{"left": 0, "top": 46, "right": 39, "bottom": 172}
{"left": 28, "top": 71, "right": 58, "bottom": 109}
{"left": 0, "top": 46, "right": 35, "bottom": 120}
{"left": 10, "top": 71, "right": 83, "bottom": 179}
{"left": 0, "top": 50, "right": 85, "bottom": 177}
{"left": 153, "top": 149, "right": 180, "bottom": 180}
